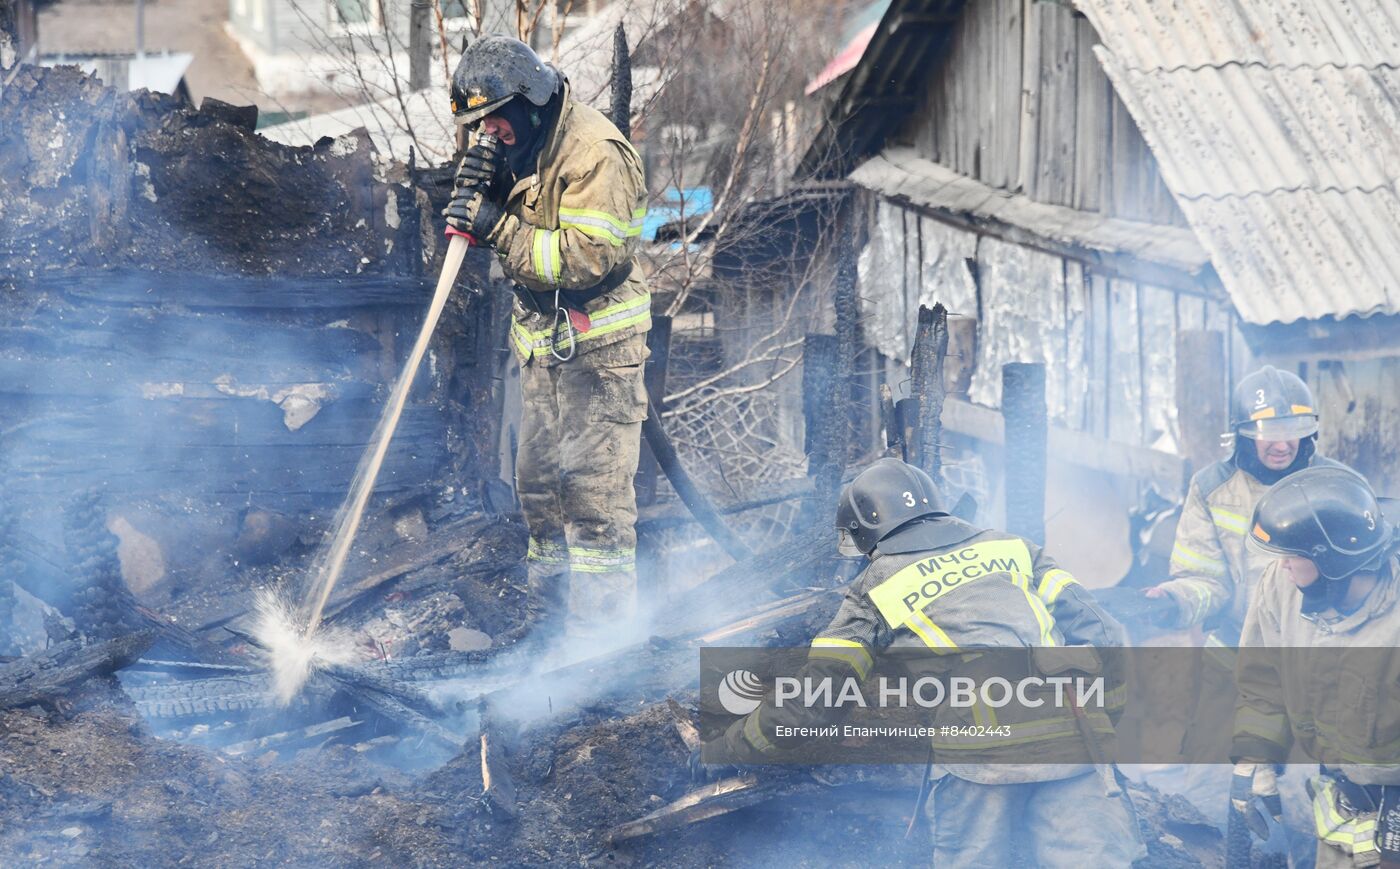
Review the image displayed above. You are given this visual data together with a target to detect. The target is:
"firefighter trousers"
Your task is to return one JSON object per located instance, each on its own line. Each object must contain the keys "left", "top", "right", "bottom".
{"left": 928, "top": 769, "right": 1144, "bottom": 867}
{"left": 516, "top": 336, "right": 647, "bottom": 639}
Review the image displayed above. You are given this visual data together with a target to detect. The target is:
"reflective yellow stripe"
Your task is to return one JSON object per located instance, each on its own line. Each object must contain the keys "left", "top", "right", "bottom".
{"left": 1209, "top": 507, "right": 1248, "bottom": 536}
{"left": 907, "top": 610, "right": 959, "bottom": 653}
{"left": 1036, "top": 568, "right": 1078, "bottom": 603}
{"left": 510, "top": 293, "right": 652, "bottom": 359}
{"left": 809, "top": 638, "right": 874, "bottom": 679}
{"left": 568, "top": 545, "right": 635, "bottom": 574}
{"left": 527, "top": 539, "right": 568, "bottom": 564}
{"left": 530, "top": 228, "right": 561, "bottom": 286}
{"left": 1204, "top": 632, "right": 1237, "bottom": 669}
{"left": 1170, "top": 542, "right": 1227, "bottom": 577}
{"left": 1313, "top": 779, "right": 1378, "bottom": 851}
{"left": 557, "top": 208, "right": 645, "bottom": 245}
{"left": 1019, "top": 585, "right": 1058, "bottom": 647}
{"left": 742, "top": 707, "right": 776, "bottom": 754}
{"left": 1234, "top": 706, "right": 1290, "bottom": 746}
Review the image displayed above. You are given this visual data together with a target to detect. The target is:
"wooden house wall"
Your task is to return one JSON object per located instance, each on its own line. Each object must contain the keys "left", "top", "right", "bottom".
{"left": 903, "top": 0, "right": 1186, "bottom": 226}
{"left": 854, "top": 192, "right": 1240, "bottom": 452}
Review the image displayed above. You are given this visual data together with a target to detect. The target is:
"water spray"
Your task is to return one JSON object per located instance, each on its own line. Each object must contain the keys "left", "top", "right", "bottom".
{"left": 259, "top": 227, "right": 476, "bottom": 699}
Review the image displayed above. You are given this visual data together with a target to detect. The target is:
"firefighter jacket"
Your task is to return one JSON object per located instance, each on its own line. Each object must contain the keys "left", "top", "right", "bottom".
{"left": 1159, "top": 453, "right": 1345, "bottom": 636}
{"left": 1234, "top": 550, "right": 1400, "bottom": 782}
{"left": 482, "top": 84, "right": 651, "bottom": 366}
{"left": 723, "top": 517, "right": 1129, "bottom": 785}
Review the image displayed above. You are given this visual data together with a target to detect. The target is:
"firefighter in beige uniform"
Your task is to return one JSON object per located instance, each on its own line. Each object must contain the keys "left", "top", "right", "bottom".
{"left": 1234, "top": 466, "right": 1400, "bottom": 868}
{"left": 1145, "top": 367, "right": 1345, "bottom": 803}
{"left": 445, "top": 37, "right": 650, "bottom": 637}
{"left": 1150, "top": 366, "right": 1344, "bottom": 640}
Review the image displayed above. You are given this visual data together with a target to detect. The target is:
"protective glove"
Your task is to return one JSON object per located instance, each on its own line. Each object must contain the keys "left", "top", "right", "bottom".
{"left": 688, "top": 744, "right": 740, "bottom": 784}
{"left": 1231, "top": 761, "right": 1283, "bottom": 839}
{"left": 444, "top": 190, "right": 505, "bottom": 242}
{"left": 454, "top": 134, "right": 503, "bottom": 192}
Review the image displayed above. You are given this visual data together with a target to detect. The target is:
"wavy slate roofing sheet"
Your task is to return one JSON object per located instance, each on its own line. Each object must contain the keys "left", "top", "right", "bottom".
{"left": 1077, "top": 0, "right": 1400, "bottom": 324}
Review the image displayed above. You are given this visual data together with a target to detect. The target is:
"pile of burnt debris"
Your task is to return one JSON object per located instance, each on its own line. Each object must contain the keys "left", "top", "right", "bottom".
{"left": 0, "top": 65, "right": 1225, "bottom": 867}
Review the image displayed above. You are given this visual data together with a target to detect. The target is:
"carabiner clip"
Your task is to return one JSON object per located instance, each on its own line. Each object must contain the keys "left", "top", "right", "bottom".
{"left": 551, "top": 289, "right": 577, "bottom": 362}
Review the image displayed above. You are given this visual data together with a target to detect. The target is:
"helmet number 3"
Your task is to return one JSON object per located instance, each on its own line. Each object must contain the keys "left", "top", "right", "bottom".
{"left": 903, "top": 491, "right": 917, "bottom": 507}
{"left": 1366, "top": 510, "right": 1377, "bottom": 531}
{"left": 1254, "top": 388, "right": 1268, "bottom": 408}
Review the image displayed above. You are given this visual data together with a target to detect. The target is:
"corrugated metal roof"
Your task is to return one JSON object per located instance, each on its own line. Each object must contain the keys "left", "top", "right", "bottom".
{"left": 1079, "top": 0, "right": 1400, "bottom": 70}
{"left": 1078, "top": 0, "right": 1400, "bottom": 325}
{"left": 1099, "top": 61, "right": 1400, "bottom": 198}
{"left": 851, "top": 148, "right": 1211, "bottom": 274}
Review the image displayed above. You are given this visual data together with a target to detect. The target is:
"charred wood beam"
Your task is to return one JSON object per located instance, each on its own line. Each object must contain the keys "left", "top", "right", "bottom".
{"left": 816, "top": 228, "right": 860, "bottom": 508}
{"left": 0, "top": 631, "right": 154, "bottom": 710}
{"left": 1002, "top": 363, "right": 1047, "bottom": 545}
{"left": 909, "top": 303, "right": 949, "bottom": 480}
{"left": 123, "top": 672, "right": 284, "bottom": 720}
{"left": 222, "top": 626, "right": 460, "bottom": 749}
{"left": 479, "top": 698, "right": 517, "bottom": 819}
{"left": 605, "top": 773, "right": 825, "bottom": 845}
{"left": 802, "top": 333, "right": 838, "bottom": 469}
{"left": 610, "top": 24, "right": 632, "bottom": 139}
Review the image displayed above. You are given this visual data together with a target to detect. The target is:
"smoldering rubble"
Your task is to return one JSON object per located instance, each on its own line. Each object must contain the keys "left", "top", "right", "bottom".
{"left": 0, "top": 65, "right": 1226, "bottom": 868}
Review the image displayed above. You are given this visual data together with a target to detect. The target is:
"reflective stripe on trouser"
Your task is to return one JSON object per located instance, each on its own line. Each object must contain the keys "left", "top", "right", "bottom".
{"left": 515, "top": 335, "right": 647, "bottom": 633}
{"left": 928, "top": 769, "right": 1144, "bottom": 868}
{"left": 1311, "top": 775, "right": 1380, "bottom": 868}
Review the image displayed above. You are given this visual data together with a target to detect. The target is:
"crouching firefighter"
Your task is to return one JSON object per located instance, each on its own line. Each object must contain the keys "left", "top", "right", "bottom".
{"left": 691, "top": 458, "right": 1144, "bottom": 867}
{"left": 445, "top": 36, "right": 651, "bottom": 640}
{"left": 1234, "top": 466, "right": 1400, "bottom": 868}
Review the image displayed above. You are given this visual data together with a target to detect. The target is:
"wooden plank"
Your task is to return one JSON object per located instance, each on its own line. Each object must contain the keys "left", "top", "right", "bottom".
{"left": 1073, "top": 15, "right": 1105, "bottom": 213}
{"left": 0, "top": 632, "right": 155, "bottom": 710}
{"left": 1017, "top": 0, "right": 1043, "bottom": 195}
{"left": 997, "top": 0, "right": 1024, "bottom": 189}
{"left": 39, "top": 269, "right": 436, "bottom": 309}
{"left": 604, "top": 776, "right": 828, "bottom": 845}
{"left": 1034, "top": 3, "right": 1078, "bottom": 206}
{"left": 901, "top": 198, "right": 1211, "bottom": 297}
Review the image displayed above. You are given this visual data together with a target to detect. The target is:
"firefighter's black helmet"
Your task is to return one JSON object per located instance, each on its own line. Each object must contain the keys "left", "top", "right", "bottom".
{"left": 1230, "top": 365, "right": 1319, "bottom": 441}
{"left": 1249, "top": 466, "right": 1392, "bottom": 580}
{"left": 450, "top": 36, "right": 561, "bottom": 126}
{"left": 836, "top": 458, "right": 947, "bottom": 556}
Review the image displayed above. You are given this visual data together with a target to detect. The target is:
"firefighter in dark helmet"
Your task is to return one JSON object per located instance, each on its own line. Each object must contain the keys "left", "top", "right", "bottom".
{"left": 692, "top": 458, "right": 1142, "bottom": 867}
{"left": 1234, "top": 466, "right": 1400, "bottom": 868}
{"left": 445, "top": 36, "right": 650, "bottom": 641}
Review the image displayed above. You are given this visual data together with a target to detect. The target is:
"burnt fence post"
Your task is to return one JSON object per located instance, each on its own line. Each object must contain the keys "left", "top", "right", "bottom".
{"left": 1002, "top": 362, "right": 1047, "bottom": 546}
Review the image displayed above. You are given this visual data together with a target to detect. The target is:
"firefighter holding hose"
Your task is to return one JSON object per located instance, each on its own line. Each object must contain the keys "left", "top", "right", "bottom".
{"left": 445, "top": 36, "right": 651, "bottom": 641}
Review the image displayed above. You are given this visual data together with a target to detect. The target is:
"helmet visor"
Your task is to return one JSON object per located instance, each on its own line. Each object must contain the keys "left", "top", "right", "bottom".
{"left": 1246, "top": 525, "right": 1299, "bottom": 560}
{"left": 453, "top": 94, "right": 513, "bottom": 127}
{"left": 836, "top": 528, "right": 864, "bottom": 558}
{"left": 1237, "top": 413, "right": 1319, "bottom": 441}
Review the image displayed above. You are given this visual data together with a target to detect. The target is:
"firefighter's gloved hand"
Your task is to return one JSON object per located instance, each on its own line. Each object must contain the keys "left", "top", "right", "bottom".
{"left": 454, "top": 136, "right": 503, "bottom": 192}
{"left": 444, "top": 190, "right": 505, "bottom": 241}
{"left": 1231, "top": 762, "right": 1283, "bottom": 839}
{"left": 688, "top": 745, "right": 739, "bottom": 784}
